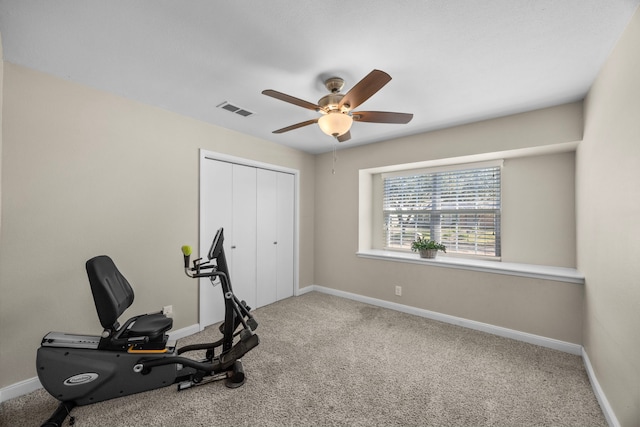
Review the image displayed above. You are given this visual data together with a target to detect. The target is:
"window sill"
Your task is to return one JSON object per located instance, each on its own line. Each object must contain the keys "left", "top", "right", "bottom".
{"left": 356, "top": 249, "right": 584, "bottom": 284}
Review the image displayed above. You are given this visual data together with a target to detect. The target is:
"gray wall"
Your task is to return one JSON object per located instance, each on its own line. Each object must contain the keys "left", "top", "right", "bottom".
{"left": 313, "top": 103, "right": 584, "bottom": 344}
{"left": 578, "top": 7, "right": 640, "bottom": 426}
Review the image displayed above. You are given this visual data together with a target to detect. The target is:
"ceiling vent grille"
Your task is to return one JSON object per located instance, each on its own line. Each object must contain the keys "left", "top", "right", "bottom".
{"left": 217, "top": 101, "right": 255, "bottom": 117}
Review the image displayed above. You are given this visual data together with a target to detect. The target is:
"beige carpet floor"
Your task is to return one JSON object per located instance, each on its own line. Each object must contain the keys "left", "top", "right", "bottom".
{"left": 1, "top": 292, "right": 606, "bottom": 426}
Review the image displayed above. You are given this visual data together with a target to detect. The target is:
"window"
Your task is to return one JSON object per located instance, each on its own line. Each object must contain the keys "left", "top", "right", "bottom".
{"left": 383, "top": 163, "right": 501, "bottom": 258}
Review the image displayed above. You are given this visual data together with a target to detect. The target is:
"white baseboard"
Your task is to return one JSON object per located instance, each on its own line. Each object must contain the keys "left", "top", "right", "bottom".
{"left": 0, "top": 323, "right": 201, "bottom": 403}
{"left": 296, "top": 285, "right": 316, "bottom": 296}
{"left": 0, "top": 376, "right": 42, "bottom": 403}
{"left": 168, "top": 323, "right": 200, "bottom": 340}
{"left": 305, "top": 285, "right": 583, "bottom": 355}
{"left": 582, "top": 348, "right": 620, "bottom": 427}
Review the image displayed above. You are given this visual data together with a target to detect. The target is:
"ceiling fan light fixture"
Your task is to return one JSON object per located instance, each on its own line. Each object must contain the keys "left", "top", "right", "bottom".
{"left": 318, "top": 112, "right": 353, "bottom": 137}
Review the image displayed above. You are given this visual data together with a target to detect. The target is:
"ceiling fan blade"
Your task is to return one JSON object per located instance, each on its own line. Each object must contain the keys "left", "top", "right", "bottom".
{"left": 262, "top": 89, "right": 320, "bottom": 111}
{"left": 339, "top": 70, "right": 392, "bottom": 110}
{"left": 337, "top": 131, "right": 351, "bottom": 142}
{"left": 272, "top": 118, "right": 319, "bottom": 134}
{"left": 352, "top": 111, "right": 413, "bottom": 124}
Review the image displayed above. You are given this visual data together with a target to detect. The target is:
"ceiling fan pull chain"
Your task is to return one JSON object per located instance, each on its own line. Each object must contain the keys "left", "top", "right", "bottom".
{"left": 332, "top": 142, "right": 338, "bottom": 175}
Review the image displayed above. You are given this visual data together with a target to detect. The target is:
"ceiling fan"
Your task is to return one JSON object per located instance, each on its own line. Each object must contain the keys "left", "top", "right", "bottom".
{"left": 262, "top": 69, "right": 413, "bottom": 143}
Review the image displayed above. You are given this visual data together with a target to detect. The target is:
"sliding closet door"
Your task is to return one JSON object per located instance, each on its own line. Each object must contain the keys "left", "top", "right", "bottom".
{"left": 256, "top": 169, "right": 295, "bottom": 306}
{"left": 199, "top": 160, "right": 232, "bottom": 328}
{"left": 276, "top": 172, "right": 295, "bottom": 301}
{"left": 230, "top": 164, "right": 257, "bottom": 310}
{"left": 256, "top": 169, "right": 278, "bottom": 307}
{"left": 200, "top": 161, "right": 257, "bottom": 327}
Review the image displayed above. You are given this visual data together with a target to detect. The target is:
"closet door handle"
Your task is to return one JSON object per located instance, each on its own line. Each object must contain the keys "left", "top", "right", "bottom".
{"left": 273, "top": 241, "right": 278, "bottom": 245}
{"left": 231, "top": 245, "right": 237, "bottom": 249}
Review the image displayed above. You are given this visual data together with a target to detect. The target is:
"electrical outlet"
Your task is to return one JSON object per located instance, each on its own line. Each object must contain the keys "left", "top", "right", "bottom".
{"left": 395, "top": 286, "right": 402, "bottom": 296}
{"left": 163, "top": 305, "right": 173, "bottom": 317}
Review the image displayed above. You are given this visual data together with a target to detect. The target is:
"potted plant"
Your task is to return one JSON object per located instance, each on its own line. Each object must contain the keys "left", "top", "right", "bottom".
{"left": 411, "top": 236, "right": 446, "bottom": 259}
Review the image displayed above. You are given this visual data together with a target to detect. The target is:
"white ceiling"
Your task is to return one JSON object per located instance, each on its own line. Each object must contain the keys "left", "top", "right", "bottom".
{"left": 1, "top": 1, "right": 638, "bottom": 154}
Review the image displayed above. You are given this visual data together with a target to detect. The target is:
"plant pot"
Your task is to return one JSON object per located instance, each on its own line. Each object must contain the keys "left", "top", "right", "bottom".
{"left": 419, "top": 249, "right": 438, "bottom": 259}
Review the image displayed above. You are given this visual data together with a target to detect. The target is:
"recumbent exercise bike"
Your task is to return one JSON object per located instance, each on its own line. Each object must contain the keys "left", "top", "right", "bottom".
{"left": 36, "top": 227, "right": 258, "bottom": 426}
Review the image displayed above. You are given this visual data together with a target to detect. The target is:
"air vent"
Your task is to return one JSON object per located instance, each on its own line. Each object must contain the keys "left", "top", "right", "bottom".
{"left": 217, "top": 101, "right": 255, "bottom": 117}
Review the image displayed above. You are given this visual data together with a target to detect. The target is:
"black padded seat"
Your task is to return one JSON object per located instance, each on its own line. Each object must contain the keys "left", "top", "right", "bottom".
{"left": 86, "top": 255, "right": 172, "bottom": 340}
{"left": 129, "top": 313, "right": 173, "bottom": 338}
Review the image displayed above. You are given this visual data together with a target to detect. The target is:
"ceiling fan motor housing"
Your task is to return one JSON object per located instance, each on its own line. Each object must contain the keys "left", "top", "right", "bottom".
{"left": 318, "top": 93, "right": 348, "bottom": 113}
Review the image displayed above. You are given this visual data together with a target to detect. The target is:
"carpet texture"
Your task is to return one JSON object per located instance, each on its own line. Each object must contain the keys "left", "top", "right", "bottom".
{"left": 1, "top": 292, "right": 606, "bottom": 426}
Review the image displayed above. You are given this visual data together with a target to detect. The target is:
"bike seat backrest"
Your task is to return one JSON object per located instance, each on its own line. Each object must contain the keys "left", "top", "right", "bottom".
{"left": 86, "top": 255, "right": 135, "bottom": 330}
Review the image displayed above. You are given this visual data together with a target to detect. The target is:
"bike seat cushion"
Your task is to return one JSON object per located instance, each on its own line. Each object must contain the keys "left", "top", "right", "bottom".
{"left": 128, "top": 313, "right": 173, "bottom": 339}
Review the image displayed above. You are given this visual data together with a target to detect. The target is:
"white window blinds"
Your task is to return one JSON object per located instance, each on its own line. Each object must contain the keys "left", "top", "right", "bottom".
{"left": 383, "top": 164, "right": 501, "bottom": 257}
